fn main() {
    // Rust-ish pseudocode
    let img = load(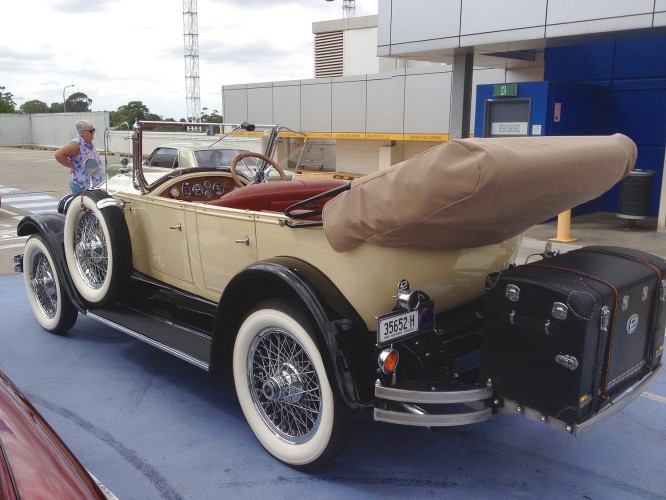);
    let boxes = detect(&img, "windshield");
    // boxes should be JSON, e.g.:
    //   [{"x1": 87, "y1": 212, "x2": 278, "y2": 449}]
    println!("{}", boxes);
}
[{"x1": 116, "y1": 121, "x2": 309, "y2": 193}]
